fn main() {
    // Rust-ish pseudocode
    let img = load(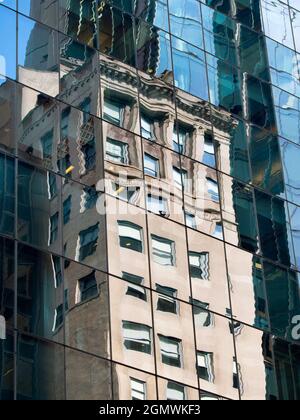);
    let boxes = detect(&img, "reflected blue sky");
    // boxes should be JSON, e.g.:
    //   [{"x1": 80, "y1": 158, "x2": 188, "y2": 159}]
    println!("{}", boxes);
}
[{"x1": 0, "y1": 3, "x2": 34, "y2": 84}]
